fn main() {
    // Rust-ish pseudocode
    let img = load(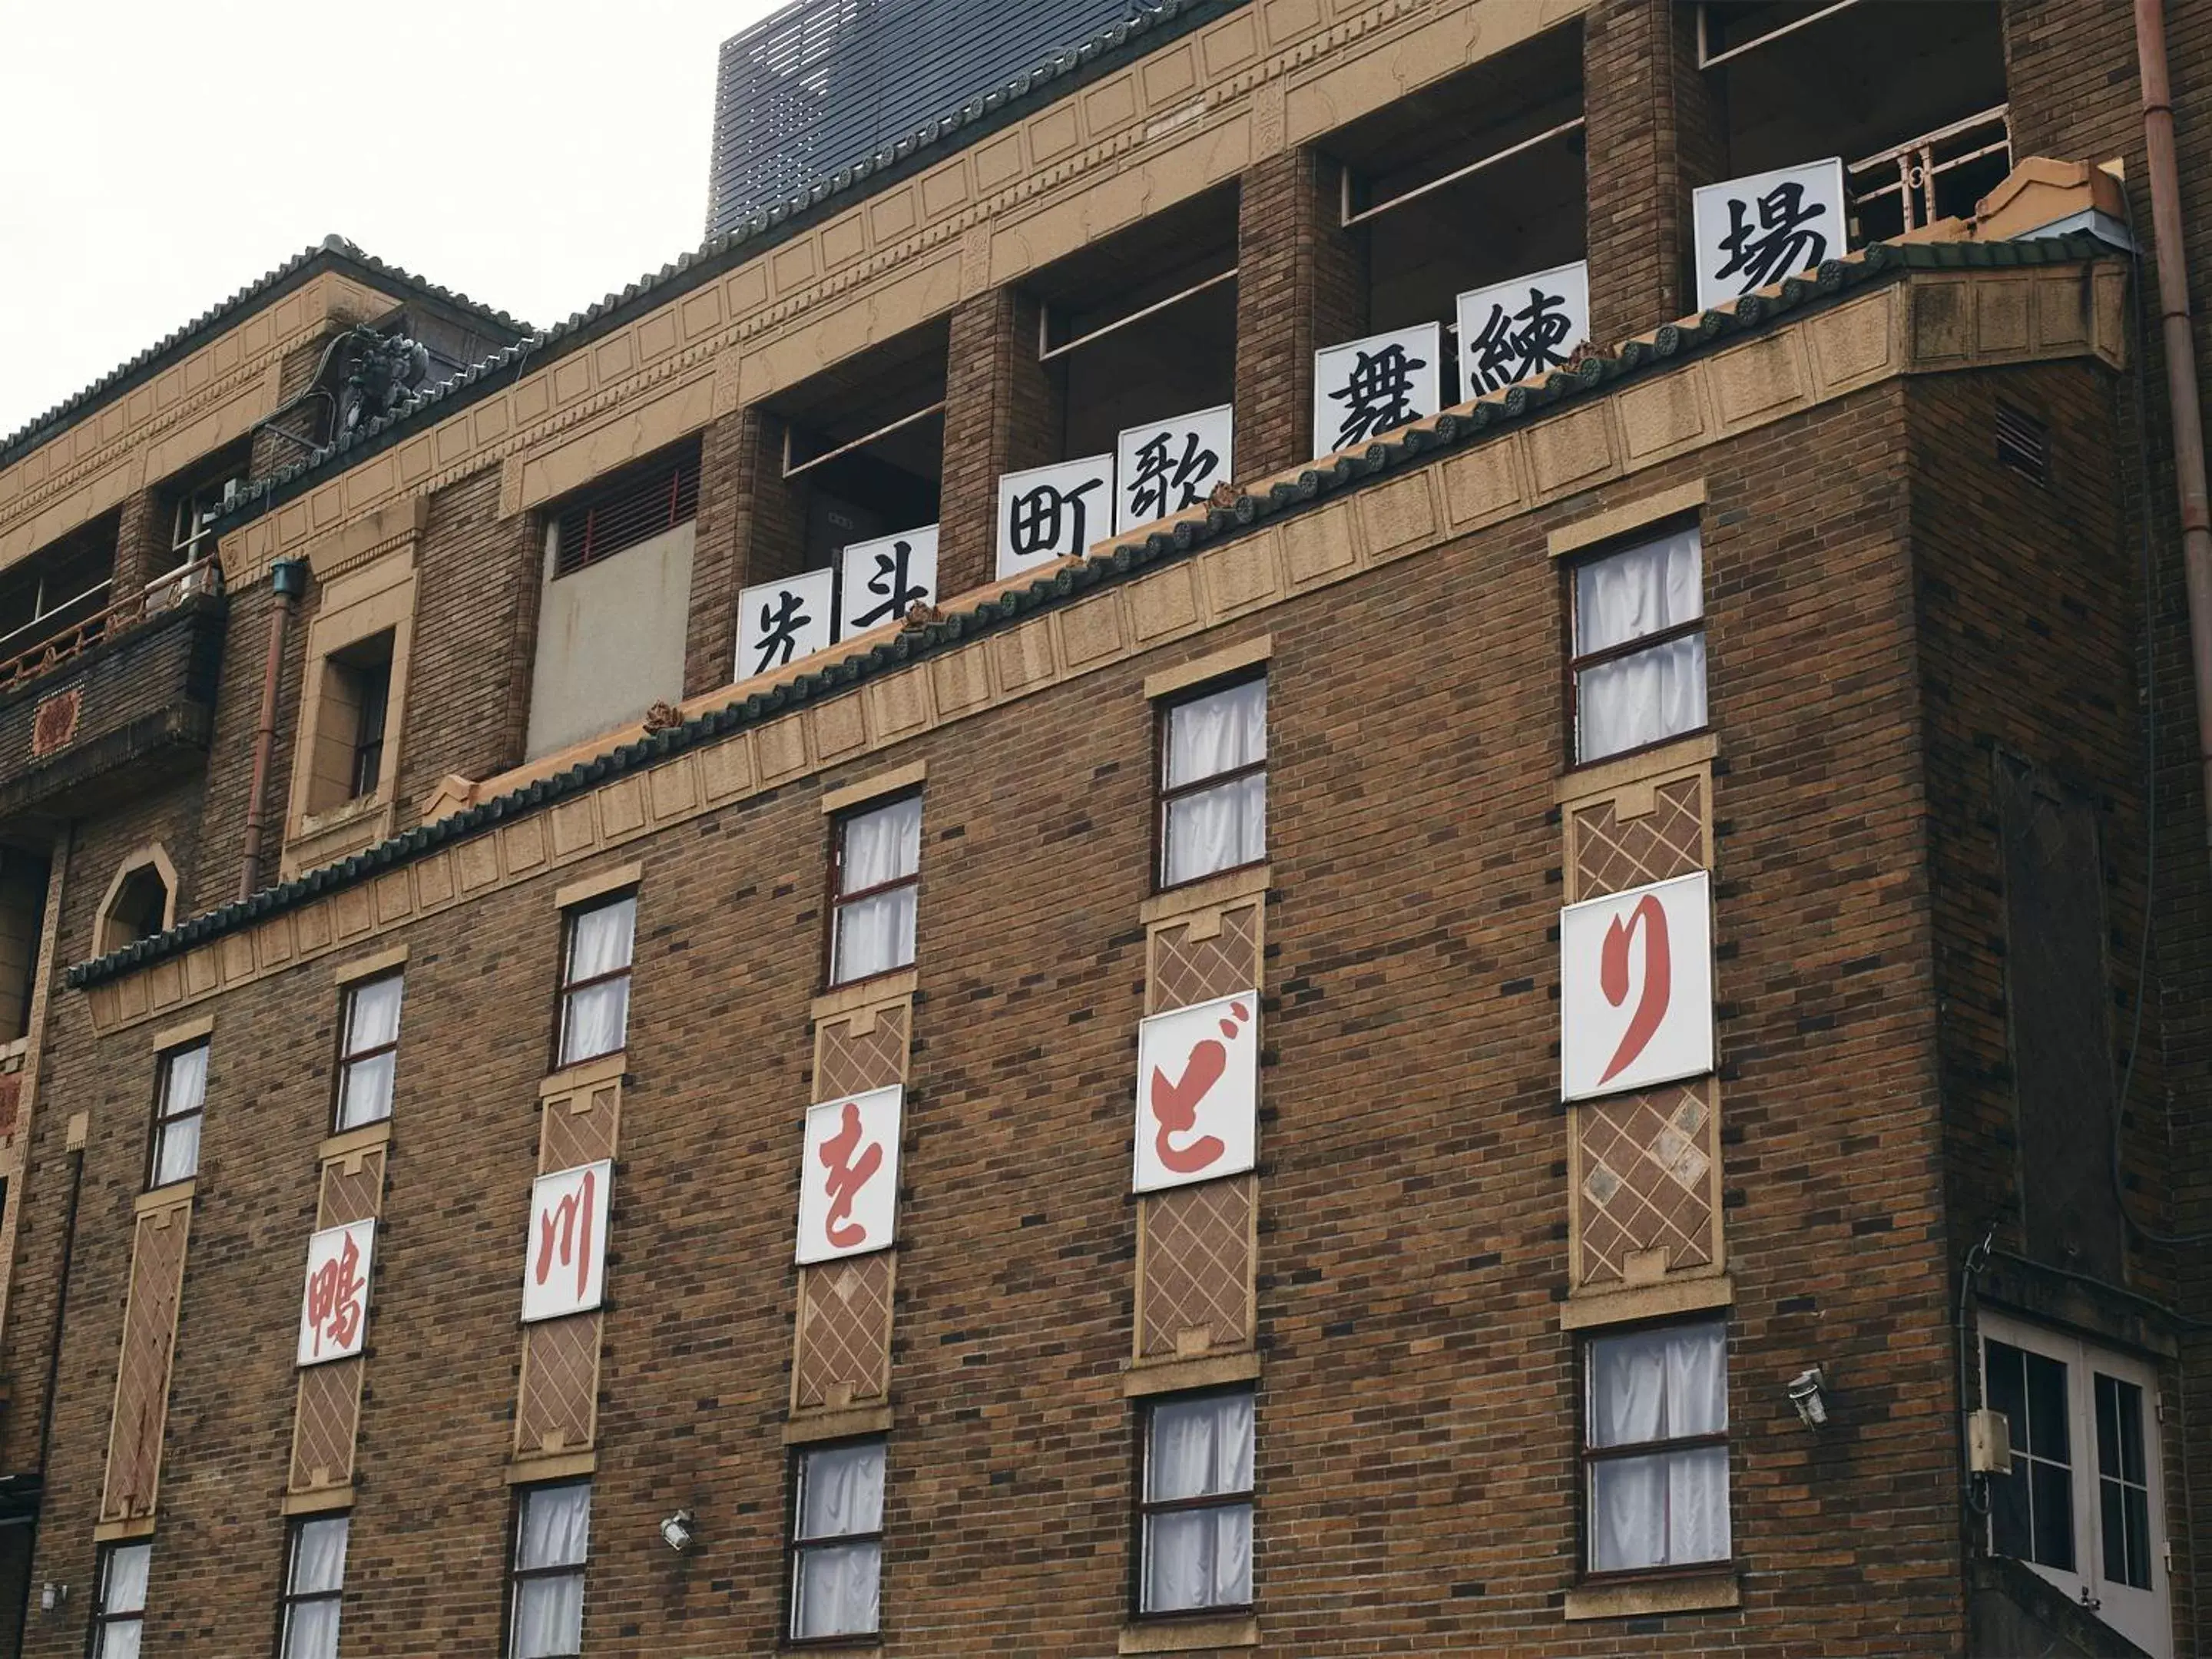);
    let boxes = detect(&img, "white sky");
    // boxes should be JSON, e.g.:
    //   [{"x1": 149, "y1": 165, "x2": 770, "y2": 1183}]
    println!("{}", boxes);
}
[{"x1": 0, "y1": 0, "x2": 789, "y2": 439}]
